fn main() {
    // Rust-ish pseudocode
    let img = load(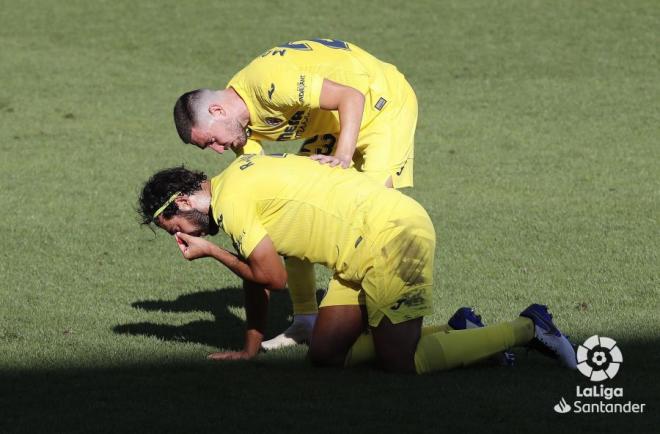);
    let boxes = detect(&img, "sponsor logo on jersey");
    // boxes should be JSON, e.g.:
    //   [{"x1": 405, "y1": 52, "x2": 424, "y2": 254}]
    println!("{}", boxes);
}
[
  {"x1": 390, "y1": 288, "x2": 426, "y2": 311},
  {"x1": 276, "y1": 110, "x2": 310, "y2": 141},
  {"x1": 297, "y1": 75, "x2": 306, "y2": 103}
]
